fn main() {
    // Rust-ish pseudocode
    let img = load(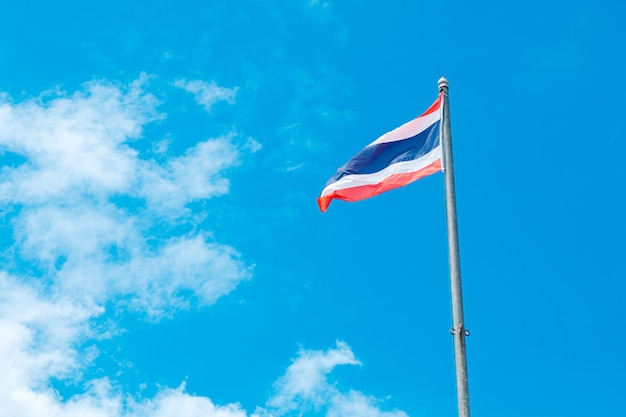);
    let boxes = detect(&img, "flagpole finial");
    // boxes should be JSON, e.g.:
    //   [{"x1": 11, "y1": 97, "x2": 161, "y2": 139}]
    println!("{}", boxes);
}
[{"x1": 438, "y1": 76, "x2": 449, "y2": 92}]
